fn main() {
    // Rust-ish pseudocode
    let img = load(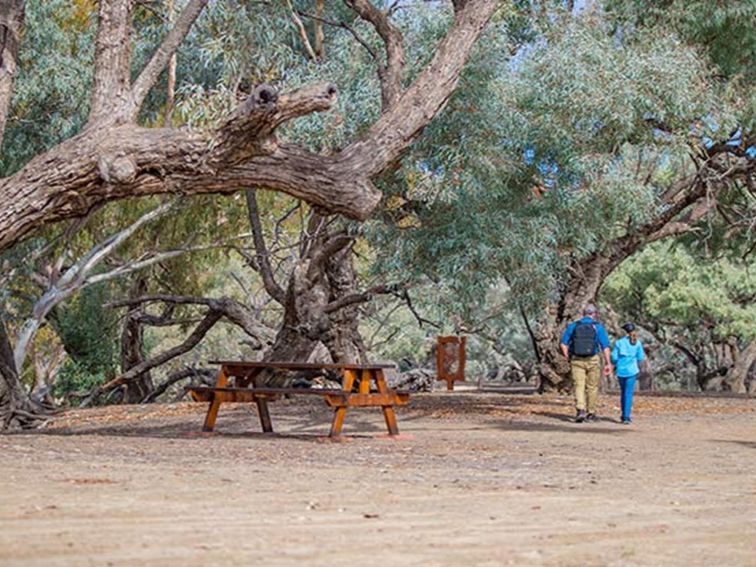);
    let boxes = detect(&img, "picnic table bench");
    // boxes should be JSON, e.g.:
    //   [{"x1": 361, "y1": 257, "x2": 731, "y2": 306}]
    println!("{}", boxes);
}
[{"x1": 188, "y1": 361, "x2": 410, "y2": 437}]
